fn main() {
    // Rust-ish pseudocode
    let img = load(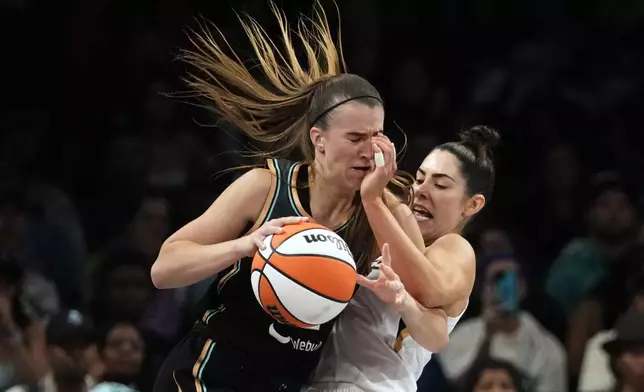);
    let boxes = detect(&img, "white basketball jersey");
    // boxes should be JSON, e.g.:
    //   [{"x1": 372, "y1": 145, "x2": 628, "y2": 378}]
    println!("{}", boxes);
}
[{"x1": 304, "y1": 269, "x2": 466, "y2": 392}]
